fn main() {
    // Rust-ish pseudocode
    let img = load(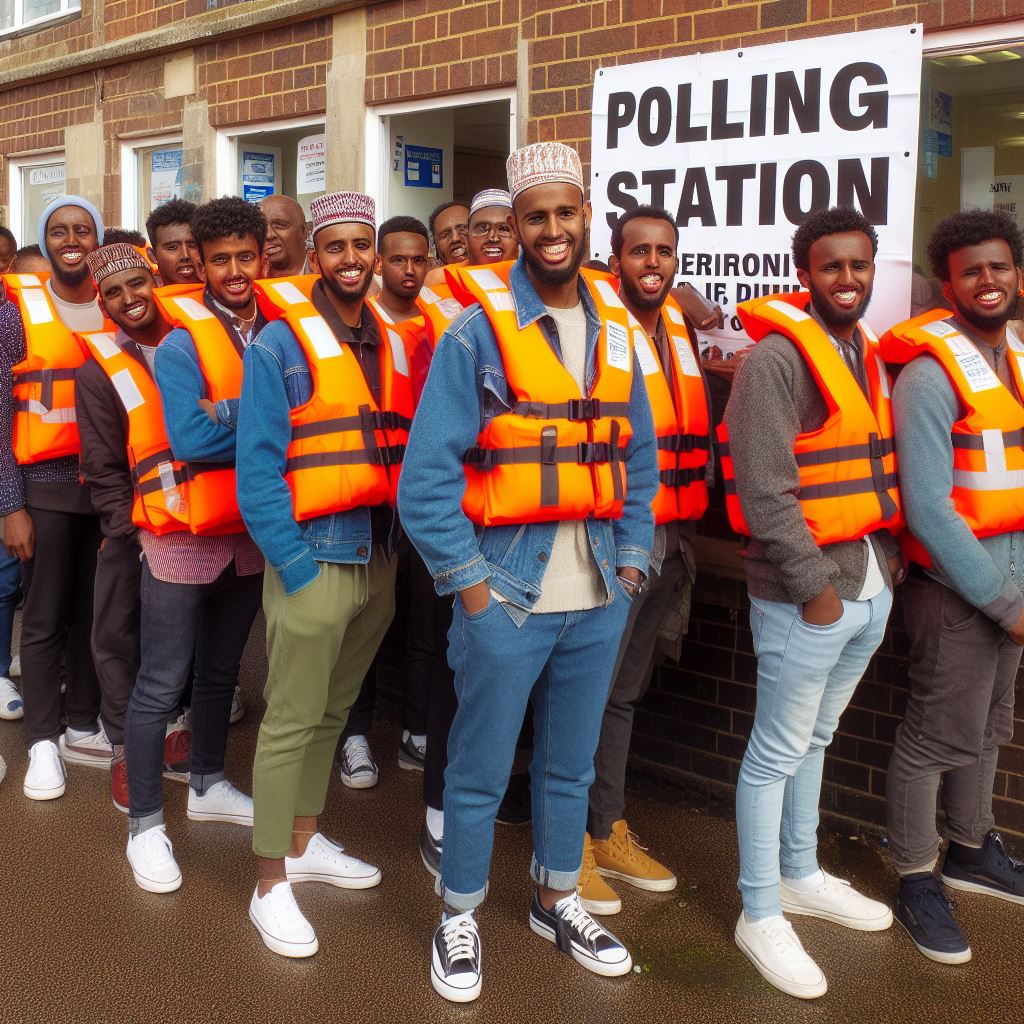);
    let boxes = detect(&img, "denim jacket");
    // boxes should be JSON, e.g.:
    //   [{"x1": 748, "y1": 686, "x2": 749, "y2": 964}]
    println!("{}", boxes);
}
[
  {"x1": 396, "y1": 255, "x2": 657, "y2": 613},
  {"x1": 235, "y1": 318, "x2": 379, "y2": 595}
]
